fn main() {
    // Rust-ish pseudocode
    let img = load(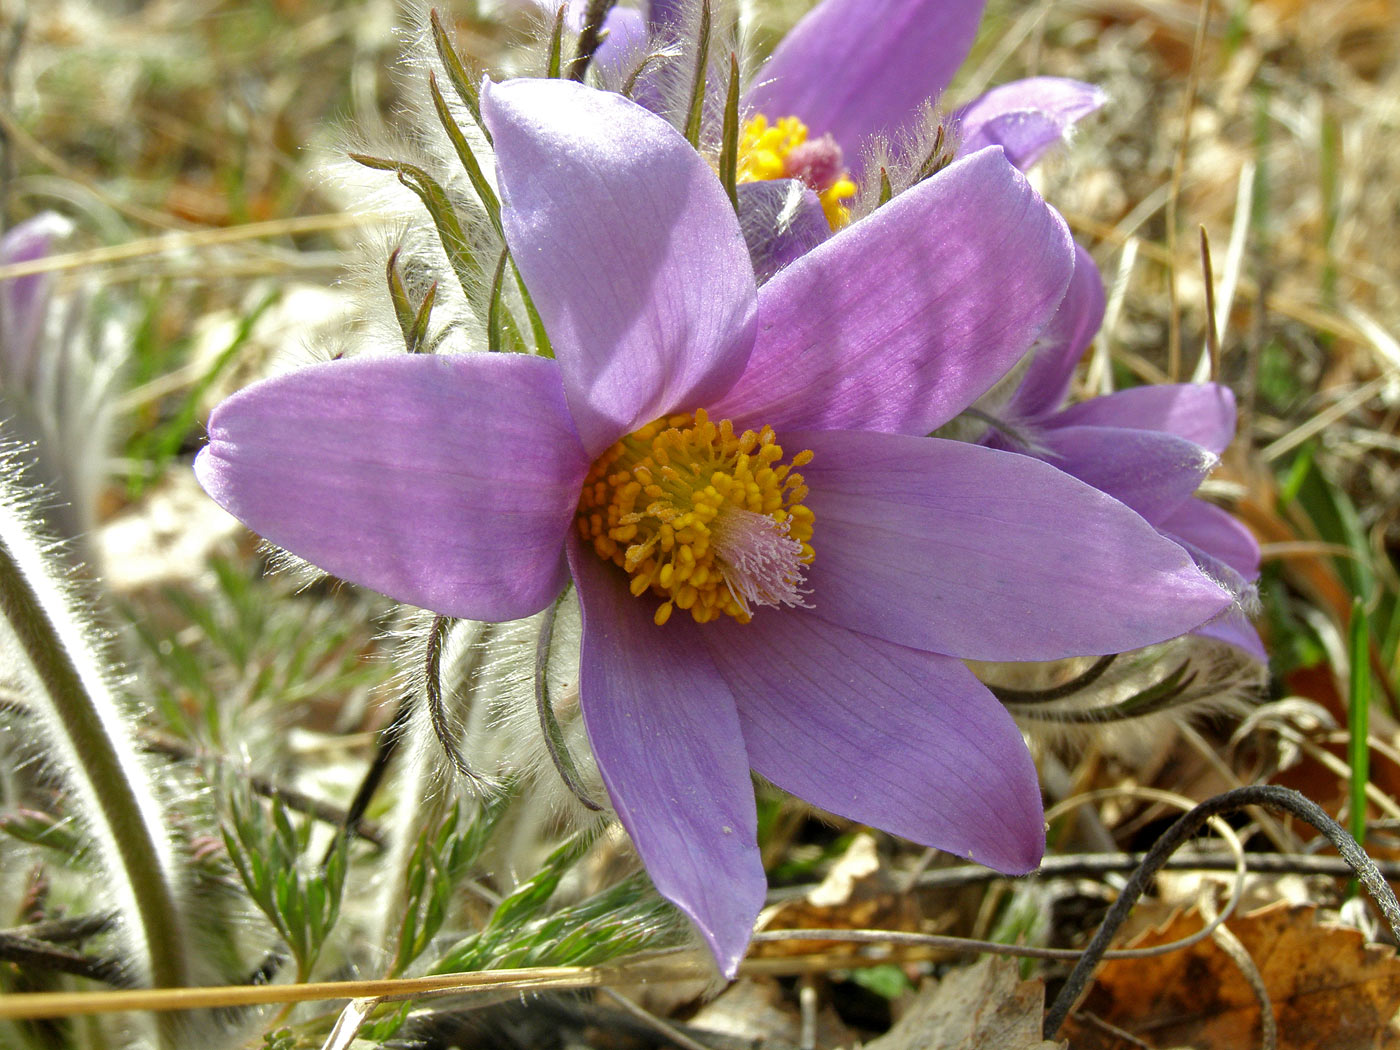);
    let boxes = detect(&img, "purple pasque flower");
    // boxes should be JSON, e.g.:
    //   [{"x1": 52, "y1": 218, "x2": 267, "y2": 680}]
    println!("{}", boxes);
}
[
  {"x1": 196, "y1": 79, "x2": 1232, "y2": 974},
  {"x1": 1, "y1": 212, "x2": 73, "y2": 390},
  {"x1": 984, "y1": 246, "x2": 1266, "y2": 662}
]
